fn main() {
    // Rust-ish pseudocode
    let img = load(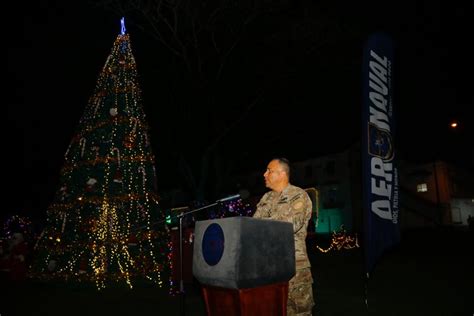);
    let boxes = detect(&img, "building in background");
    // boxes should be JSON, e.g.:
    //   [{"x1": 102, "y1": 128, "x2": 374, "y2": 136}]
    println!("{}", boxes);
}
[{"x1": 399, "y1": 160, "x2": 474, "y2": 228}]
